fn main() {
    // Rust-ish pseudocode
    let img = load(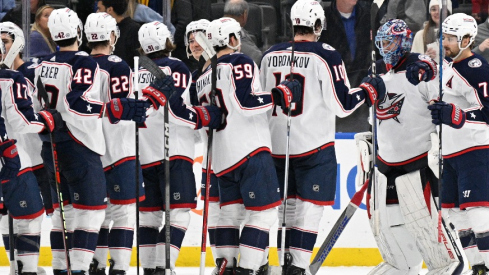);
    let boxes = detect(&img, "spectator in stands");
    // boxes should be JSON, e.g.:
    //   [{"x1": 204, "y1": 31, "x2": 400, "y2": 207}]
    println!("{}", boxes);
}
[
  {"x1": 473, "y1": 17, "x2": 489, "y2": 61},
  {"x1": 97, "y1": 0, "x2": 141, "y2": 68},
  {"x1": 472, "y1": 0, "x2": 489, "y2": 23},
  {"x1": 411, "y1": 0, "x2": 452, "y2": 59},
  {"x1": 319, "y1": 0, "x2": 370, "y2": 132},
  {"x1": 223, "y1": 0, "x2": 263, "y2": 66},
  {"x1": 0, "y1": 0, "x2": 15, "y2": 21},
  {"x1": 171, "y1": 0, "x2": 193, "y2": 65},
  {"x1": 125, "y1": 0, "x2": 175, "y2": 34},
  {"x1": 382, "y1": 0, "x2": 428, "y2": 33},
  {"x1": 30, "y1": 5, "x2": 55, "y2": 60},
  {"x1": 1, "y1": 0, "x2": 46, "y2": 29}
]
